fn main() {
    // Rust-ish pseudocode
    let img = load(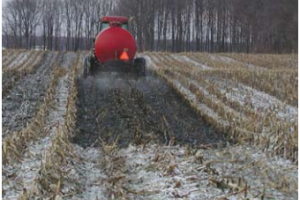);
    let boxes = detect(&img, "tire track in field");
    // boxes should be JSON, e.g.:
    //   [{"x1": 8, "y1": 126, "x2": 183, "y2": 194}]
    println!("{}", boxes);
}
[{"x1": 73, "y1": 72, "x2": 224, "y2": 148}]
